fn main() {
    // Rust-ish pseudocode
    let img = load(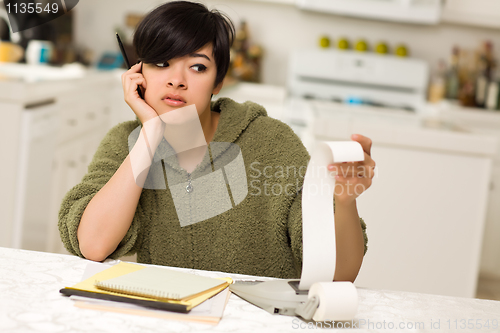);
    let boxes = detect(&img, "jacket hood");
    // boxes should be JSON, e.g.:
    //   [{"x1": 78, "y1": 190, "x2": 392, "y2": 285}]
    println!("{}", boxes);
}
[{"x1": 211, "y1": 97, "x2": 268, "y2": 143}]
